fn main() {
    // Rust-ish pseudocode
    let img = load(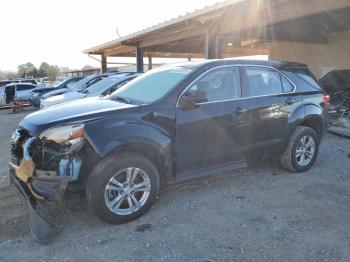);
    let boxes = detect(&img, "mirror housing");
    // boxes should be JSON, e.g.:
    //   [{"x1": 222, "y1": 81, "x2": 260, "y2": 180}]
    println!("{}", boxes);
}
[{"x1": 180, "y1": 90, "x2": 208, "y2": 109}]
